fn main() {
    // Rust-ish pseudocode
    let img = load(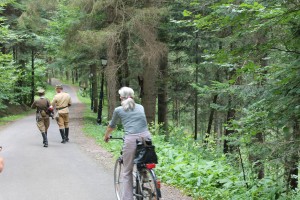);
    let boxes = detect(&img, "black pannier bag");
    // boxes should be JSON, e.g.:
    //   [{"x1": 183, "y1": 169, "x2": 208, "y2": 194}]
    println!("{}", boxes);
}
[{"x1": 134, "y1": 138, "x2": 158, "y2": 165}]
